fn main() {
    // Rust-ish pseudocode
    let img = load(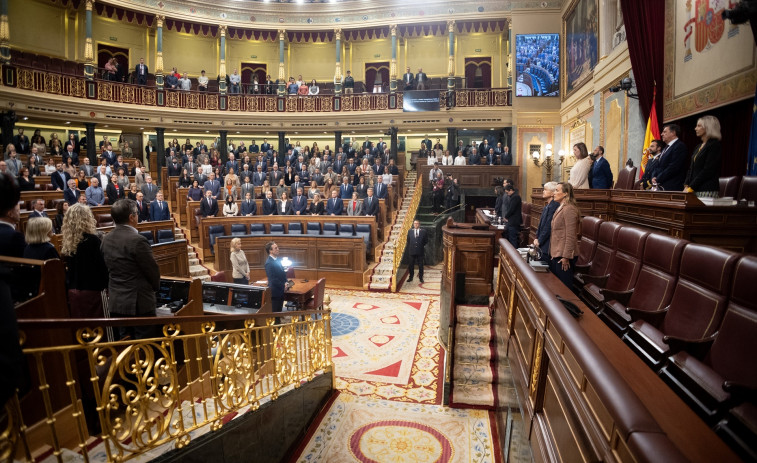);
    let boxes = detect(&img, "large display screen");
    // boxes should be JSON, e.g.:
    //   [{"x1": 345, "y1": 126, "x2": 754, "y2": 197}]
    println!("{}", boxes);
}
[
  {"x1": 403, "y1": 90, "x2": 441, "y2": 112},
  {"x1": 515, "y1": 34, "x2": 560, "y2": 97}
]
